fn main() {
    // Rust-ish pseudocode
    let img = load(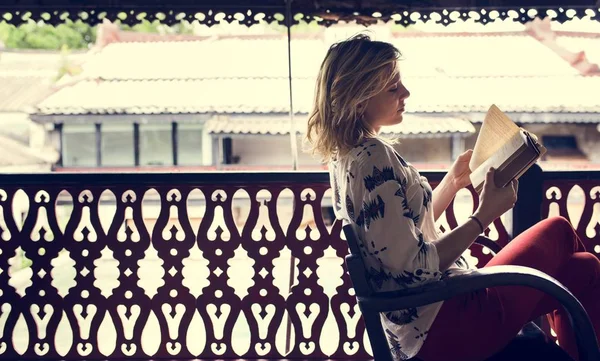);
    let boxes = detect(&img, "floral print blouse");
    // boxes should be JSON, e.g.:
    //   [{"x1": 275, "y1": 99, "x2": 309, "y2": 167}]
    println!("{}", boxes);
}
[{"x1": 329, "y1": 137, "x2": 466, "y2": 360}]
